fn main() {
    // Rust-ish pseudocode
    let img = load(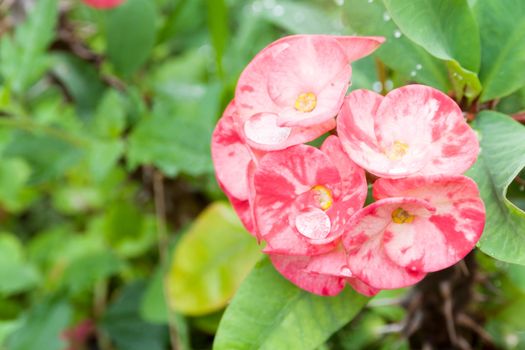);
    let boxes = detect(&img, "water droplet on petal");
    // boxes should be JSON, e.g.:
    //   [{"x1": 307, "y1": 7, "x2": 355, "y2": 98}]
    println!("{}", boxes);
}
[
  {"x1": 295, "y1": 208, "x2": 331, "y2": 240},
  {"x1": 244, "y1": 113, "x2": 291, "y2": 145},
  {"x1": 393, "y1": 29, "x2": 402, "y2": 38},
  {"x1": 416, "y1": 64, "x2": 423, "y2": 70},
  {"x1": 340, "y1": 266, "x2": 352, "y2": 277},
  {"x1": 383, "y1": 12, "x2": 391, "y2": 21},
  {"x1": 272, "y1": 4, "x2": 284, "y2": 16}
]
